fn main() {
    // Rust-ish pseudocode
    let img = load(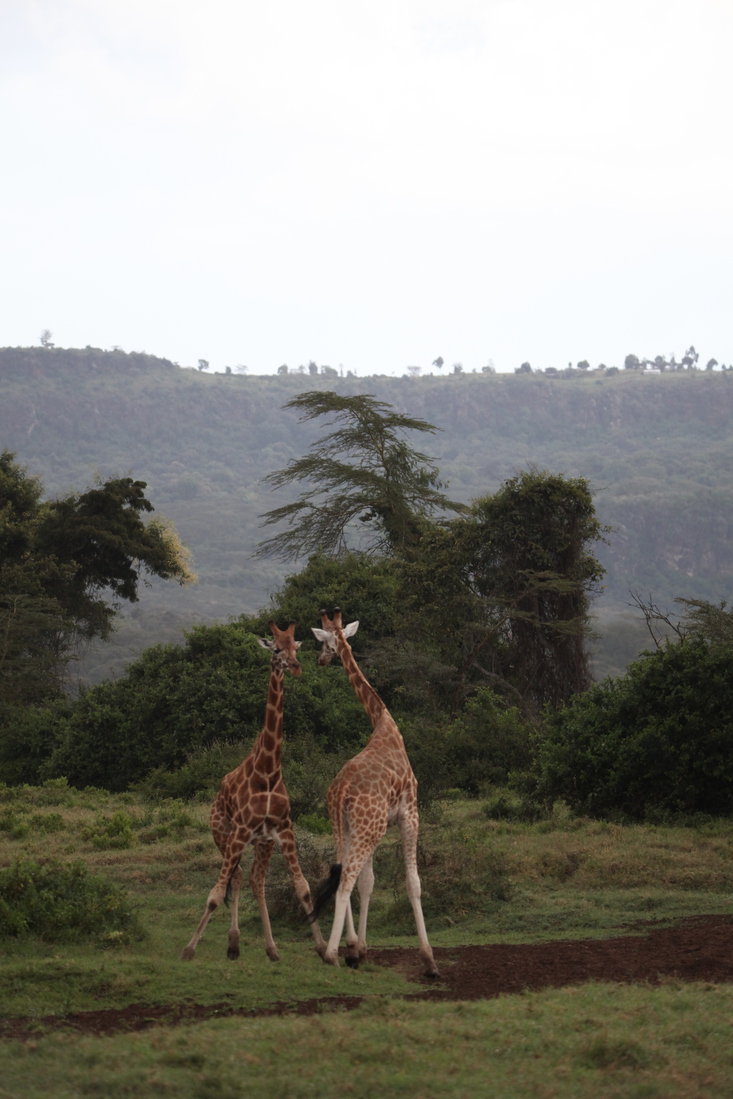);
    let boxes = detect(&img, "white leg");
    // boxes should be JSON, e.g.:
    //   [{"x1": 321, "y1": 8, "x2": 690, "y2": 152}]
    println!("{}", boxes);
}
[
  {"x1": 345, "y1": 898, "x2": 358, "y2": 954},
  {"x1": 399, "y1": 814, "x2": 439, "y2": 977},
  {"x1": 346, "y1": 856, "x2": 374, "y2": 967}
]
